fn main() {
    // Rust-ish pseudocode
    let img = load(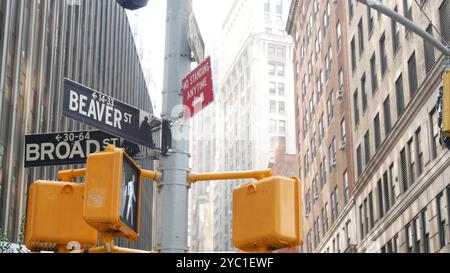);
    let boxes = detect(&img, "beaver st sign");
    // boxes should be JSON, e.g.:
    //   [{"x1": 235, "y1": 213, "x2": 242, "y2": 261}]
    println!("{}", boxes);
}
[
  {"x1": 182, "y1": 56, "x2": 214, "y2": 118},
  {"x1": 63, "y1": 78, "x2": 159, "y2": 150}
]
